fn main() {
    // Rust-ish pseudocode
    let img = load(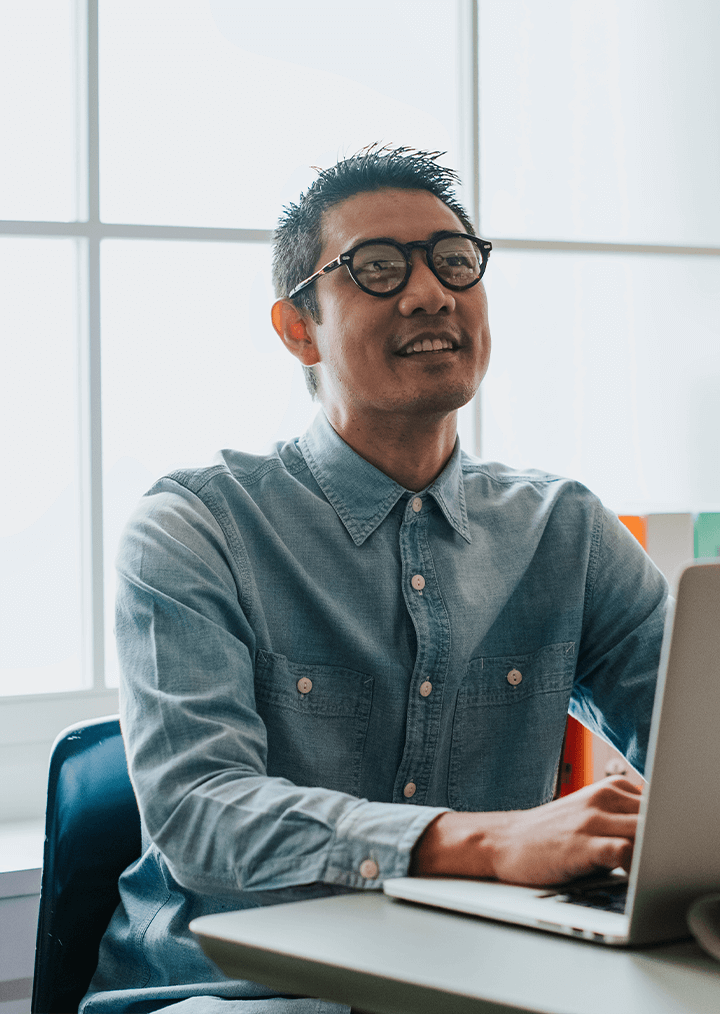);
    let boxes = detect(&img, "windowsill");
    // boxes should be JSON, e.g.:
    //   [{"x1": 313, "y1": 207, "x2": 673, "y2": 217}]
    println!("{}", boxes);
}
[
  {"x1": 0, "y1": 691, "x2": 119, "y2": 824},
  {"x1": 0, "y1": 820, "x2": 44, "y2": 899}
]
